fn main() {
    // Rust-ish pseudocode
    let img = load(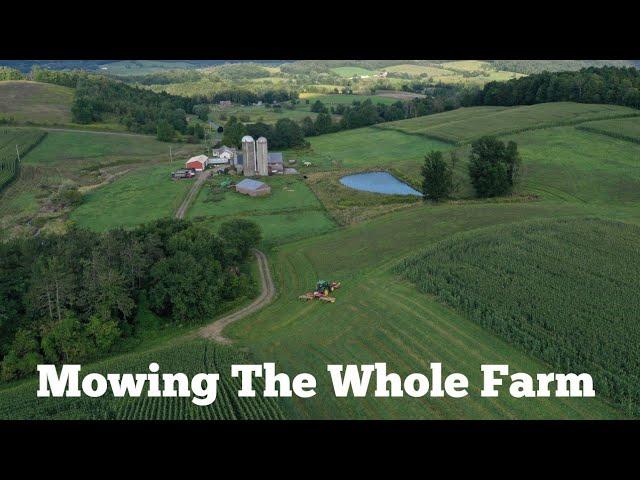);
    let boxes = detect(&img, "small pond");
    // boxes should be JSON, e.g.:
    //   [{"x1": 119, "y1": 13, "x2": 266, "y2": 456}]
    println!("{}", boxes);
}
[{"x1": 339, "y1": 171, "x2": 422, "y2": 196}]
